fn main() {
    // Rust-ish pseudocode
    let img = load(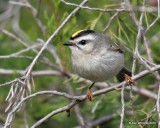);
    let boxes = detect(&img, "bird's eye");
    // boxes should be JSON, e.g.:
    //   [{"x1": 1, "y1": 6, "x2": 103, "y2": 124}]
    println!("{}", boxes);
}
[{"x1": 79, "y1": 40, "x2": 86, "y2": 45}]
